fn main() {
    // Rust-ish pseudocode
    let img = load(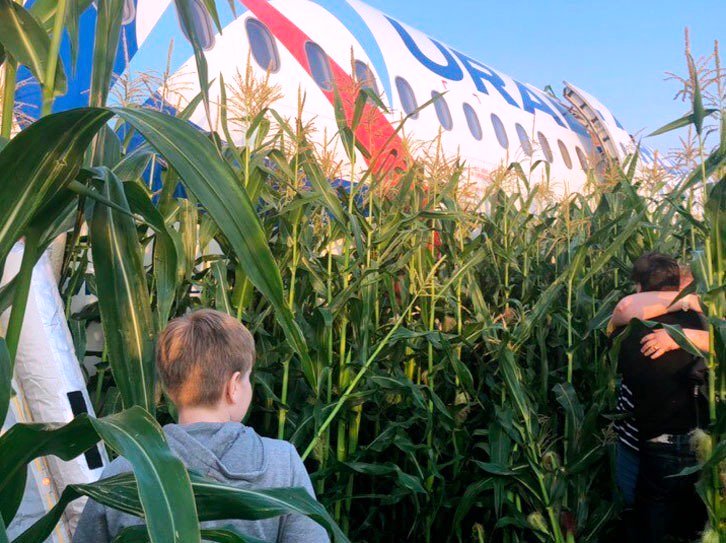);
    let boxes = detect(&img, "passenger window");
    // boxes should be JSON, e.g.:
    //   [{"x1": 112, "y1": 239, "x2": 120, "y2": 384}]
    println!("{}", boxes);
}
[
  {"x1": 462, "y1": 103, "x2": 482, "y2": 140},
  {"x1": 515, "y1": 123, "x2": 532, "y2": 156},
  {"x1": 176, "y1": 0, "x2": 216, "y2": 51},
  {"x1": 305, "y1": 42, "x2": 333, "y2": 91},
  {"x1": 354, "y1": 60, "x2": 380, "y2": 96},
  {"x1": 396, "y1": 77, "x2": 418, "y2": 119},
  {"x1": 575, "y1": 146, "x2": 588, "y2": 170},
  {"x1": 431, "y1": 91, "x2": 453, "y2": 131},
  {"x1": 490, "y1": 114, "x2": 508, "y2": 149},
  {"x1": 246, "y1": 19, "x2": 280, "y2": 73},
  {"x1": 537, "y1": 132, "x2": 553, "y2": 163},
  {"x1": 558, "y1": 140, "x2": 573, "y2": 169}
]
